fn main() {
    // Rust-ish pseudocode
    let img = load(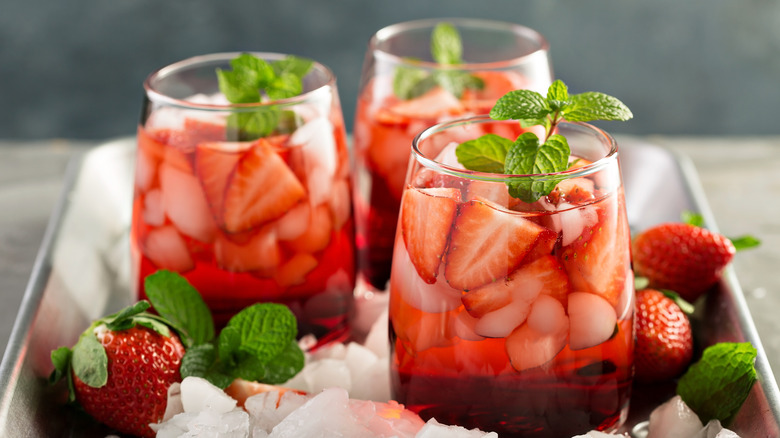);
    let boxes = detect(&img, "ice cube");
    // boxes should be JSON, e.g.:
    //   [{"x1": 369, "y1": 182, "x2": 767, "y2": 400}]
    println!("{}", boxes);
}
[
  {"x1": 414, "y1": 417, "x2": 498, "y2": 438},
  {"x1": 267, "y1": 387, "x2": 370, "y2": 437},
  {"x1": 647, "y1": 395, "x2": 704, "y2": 438},
  {"x1": 181, "y1": 376, "x2": 238, "y2": 414}
]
